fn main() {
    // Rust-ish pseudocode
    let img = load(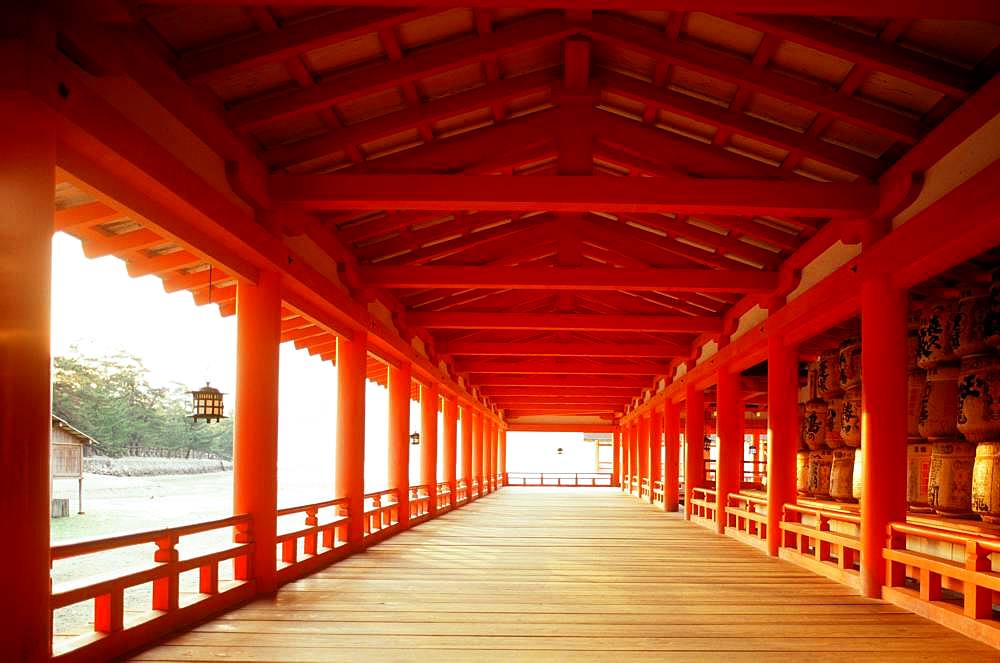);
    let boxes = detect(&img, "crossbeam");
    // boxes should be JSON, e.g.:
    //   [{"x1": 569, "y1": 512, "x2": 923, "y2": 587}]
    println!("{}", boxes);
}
[
  {"x1": 456, "y1": 359, "x2": 667, "y2": 375},
  {"x1": 407, "y1": 311, "x2": 721, "y2": 333},
  {"x1": 364, "y1": 266, "x2": 779, "y2": 293},
  {"x1": 470, "y1": 374, "x2": 649, "y2": 387},
  {"x1": 440, "y1": 340, "x2": 686, "y2": 358},
  {"x1": 272, "y1": 174, "x2": 878, "y2": 217}
]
